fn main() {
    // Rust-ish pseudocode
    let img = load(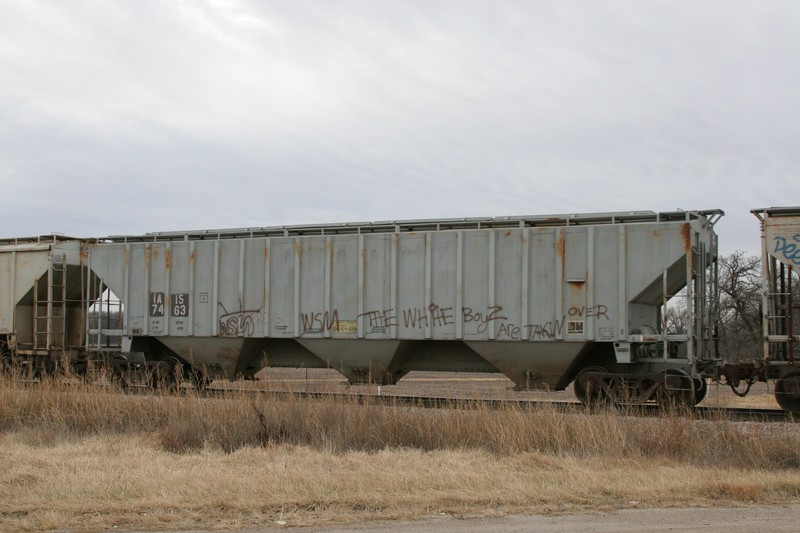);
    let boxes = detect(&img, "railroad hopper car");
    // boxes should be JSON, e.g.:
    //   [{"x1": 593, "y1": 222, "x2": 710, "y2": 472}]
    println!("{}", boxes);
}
[{"x1": 84, "y1": 209, "x2": 722, "y2": 404}]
